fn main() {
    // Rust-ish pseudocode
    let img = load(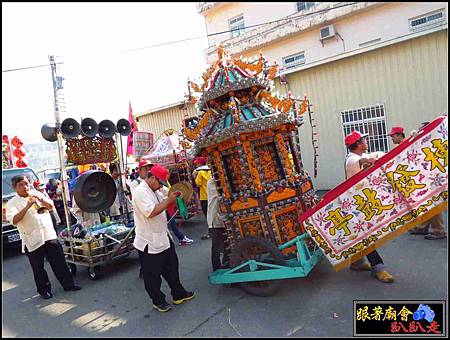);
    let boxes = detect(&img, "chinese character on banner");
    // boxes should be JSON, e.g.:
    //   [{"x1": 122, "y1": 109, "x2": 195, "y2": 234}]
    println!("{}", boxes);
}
[
  {"x1": 356, "y1": 306, "x2": 371, "y2": 322},
  {"x1": 370, "y1": 306, "x2": 384, "y2": 321},
  {"x1": 409, "y1": 321, "x2": 426, "y2": 333},
  {"x1": 353, "y1": 188, "x2": 394, "y2": 221},
  {"x1": 386, "y1": 164, "x2": 426, "y2": 198},
  {"x1": 324, "y1": 207, "x2": 353, "y2": 236},
  {"x1": 391, "y1": 321, "x2": 408, "y2": 333},
  {"x1": 383, "y1": 306, "x2": 397, "y2": 321},
  {"x1": 397, "y1": 306, "x2": 413, "y2": 322},
  {"x1": 423, "y1": 139, "x2": 448, "y2": 173},
  {"x1": 426, "y1": 321, "x2": 442, "y2": 334}
]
